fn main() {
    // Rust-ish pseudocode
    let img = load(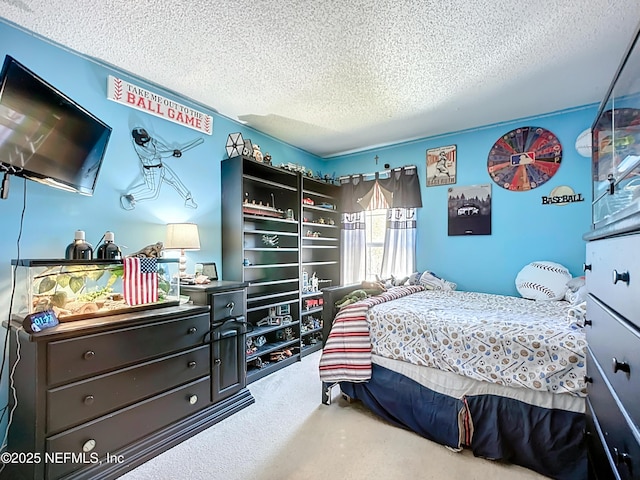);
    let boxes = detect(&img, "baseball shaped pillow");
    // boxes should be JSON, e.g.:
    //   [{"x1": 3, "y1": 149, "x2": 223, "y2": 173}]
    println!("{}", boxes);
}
[{"x1": 515, "y1": 261, "x2": 572, "y2": 301}]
